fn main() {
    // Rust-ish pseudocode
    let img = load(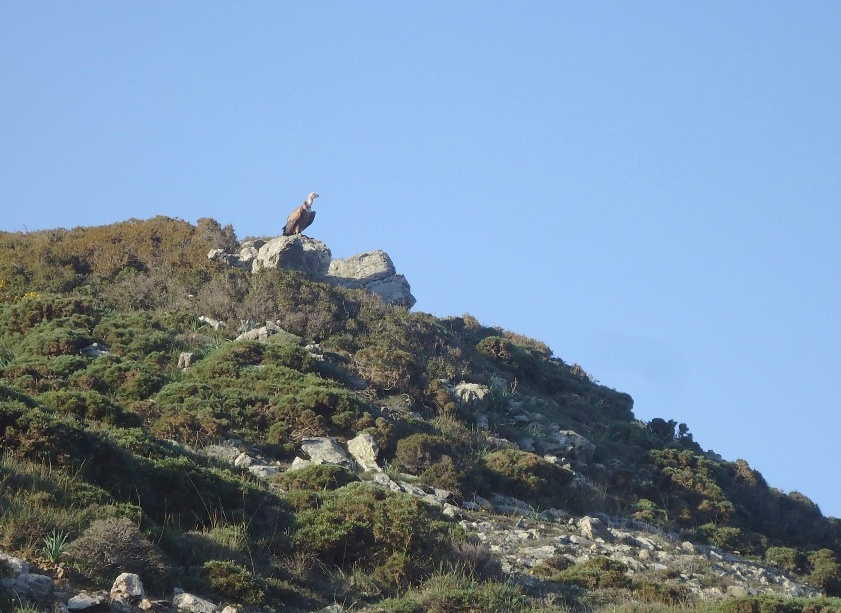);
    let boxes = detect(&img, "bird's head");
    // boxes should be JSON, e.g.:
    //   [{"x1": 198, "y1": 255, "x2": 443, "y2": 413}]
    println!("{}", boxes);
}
[{"x1": 307, "y1": 192, "x2": 319, "y2": 204}]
